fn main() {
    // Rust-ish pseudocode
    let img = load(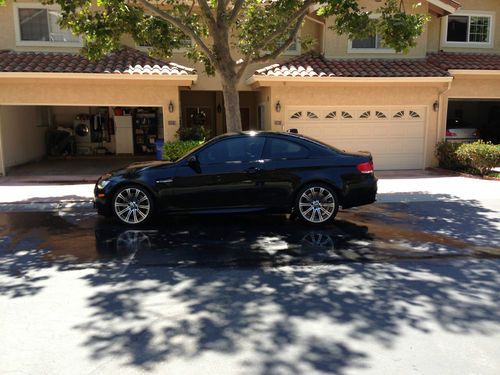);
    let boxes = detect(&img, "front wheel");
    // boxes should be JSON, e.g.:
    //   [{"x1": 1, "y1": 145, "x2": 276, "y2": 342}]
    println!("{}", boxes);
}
[
  {"x1": 295, "y1": 184, "x2": 338, "y2": 225},
  {"x1": 112, "y1": 185, "x2": 154, "y2": 225}
]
